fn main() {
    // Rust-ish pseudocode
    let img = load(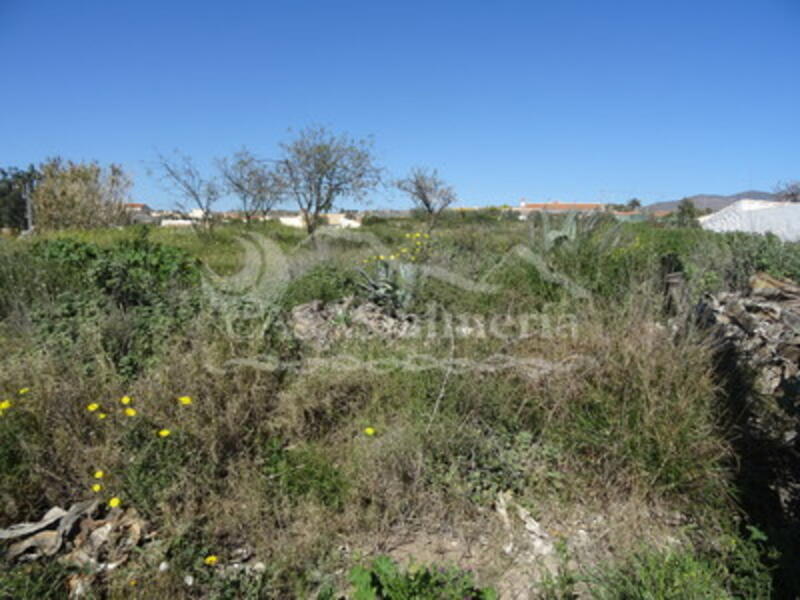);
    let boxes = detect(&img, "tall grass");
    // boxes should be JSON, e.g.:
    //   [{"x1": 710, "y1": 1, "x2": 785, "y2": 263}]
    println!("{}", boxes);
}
[{"x1": 0, "y1": 218, "x2": 793, "y2": 597}]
